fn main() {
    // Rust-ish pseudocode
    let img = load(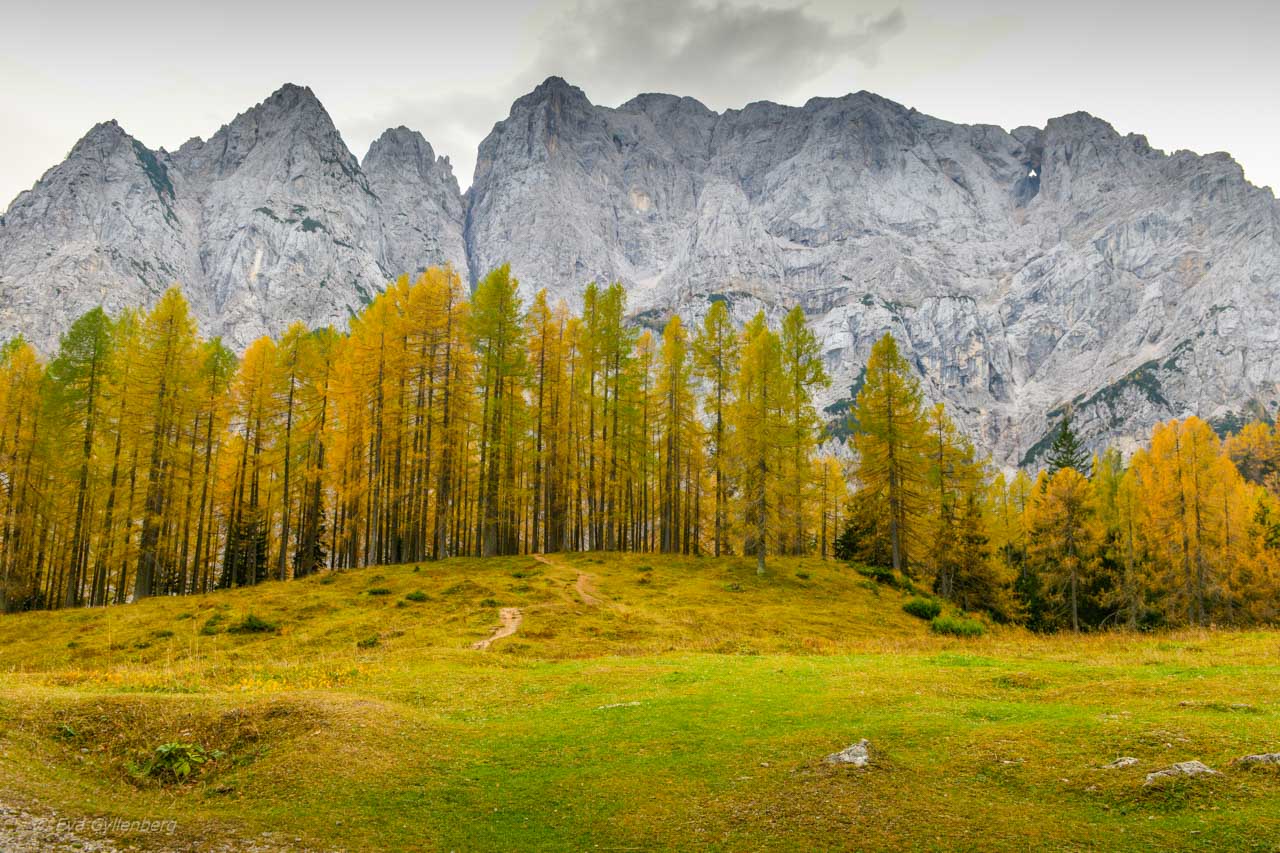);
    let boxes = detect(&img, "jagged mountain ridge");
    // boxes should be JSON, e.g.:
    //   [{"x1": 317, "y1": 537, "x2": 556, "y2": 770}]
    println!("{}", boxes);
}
[
  {"x1": 2, "y1": 78, "x2": 1278, "y2": 464},
  {"x1": 0, "y1": 84, "x2": 466, "y2": 350}
]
